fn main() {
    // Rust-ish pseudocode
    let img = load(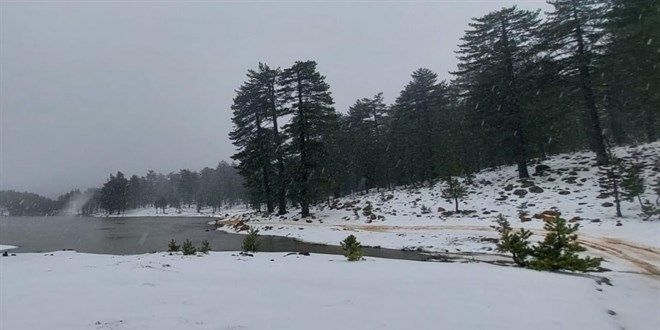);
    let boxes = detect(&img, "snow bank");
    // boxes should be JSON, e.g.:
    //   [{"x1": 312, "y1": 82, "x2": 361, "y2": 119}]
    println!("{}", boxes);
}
[
  {"x1": 0, "y1": 244, "x2": 16, "y2": 251},
  {"x1": 2, "y1": 251, "x2": 655, "y2": 330}
]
